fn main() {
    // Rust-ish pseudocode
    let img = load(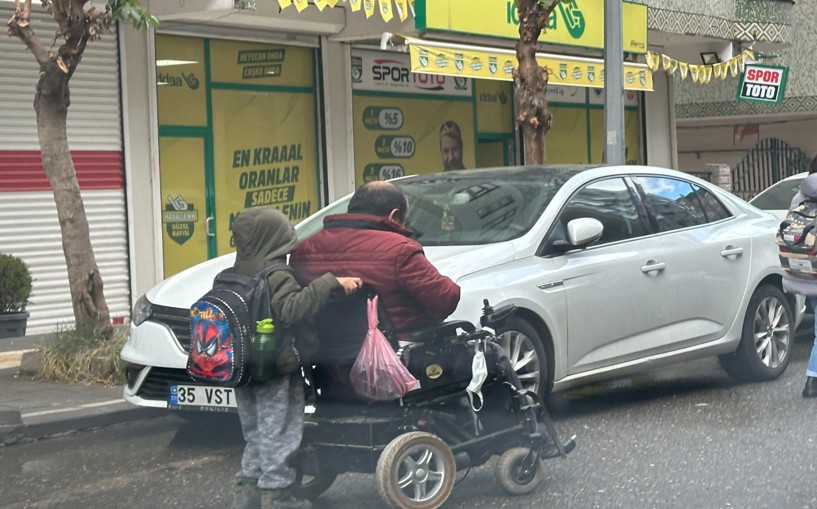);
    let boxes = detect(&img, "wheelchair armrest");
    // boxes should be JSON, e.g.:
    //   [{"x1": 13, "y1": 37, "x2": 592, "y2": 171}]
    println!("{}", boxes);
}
[{"x1": 406, "y1": 320, "x2": 476, "y2": 343}]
